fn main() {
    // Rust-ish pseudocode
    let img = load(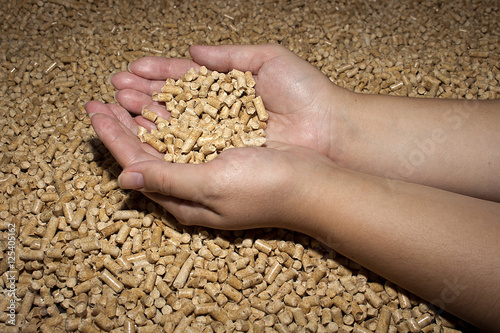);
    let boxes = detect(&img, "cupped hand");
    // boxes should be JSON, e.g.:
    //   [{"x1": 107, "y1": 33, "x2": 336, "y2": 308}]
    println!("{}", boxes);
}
[
  {"x1": 118, "y1": 141, "x2": 336, "y2": 232},
  {"x1": 109, "y1": 44, "x2": 351, "y2": 158},
  {"x1": 84, "y1": 106, "x2": 337, "y2": 231},
  {"x1": 85, "y1": 44, "x2": 345, "y2": 230}
]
